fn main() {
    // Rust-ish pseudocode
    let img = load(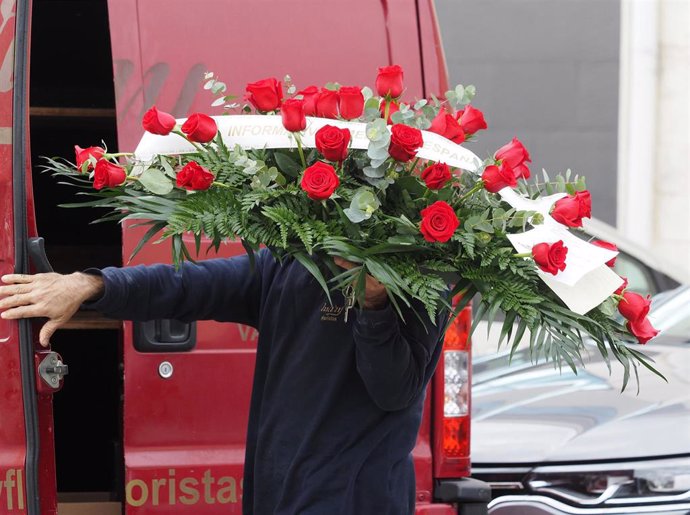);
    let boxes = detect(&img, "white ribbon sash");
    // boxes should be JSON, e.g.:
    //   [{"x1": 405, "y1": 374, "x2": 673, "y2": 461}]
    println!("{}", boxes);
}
[{"x1": 134, "y1": 115, "x2": 483, "y2": 172}]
